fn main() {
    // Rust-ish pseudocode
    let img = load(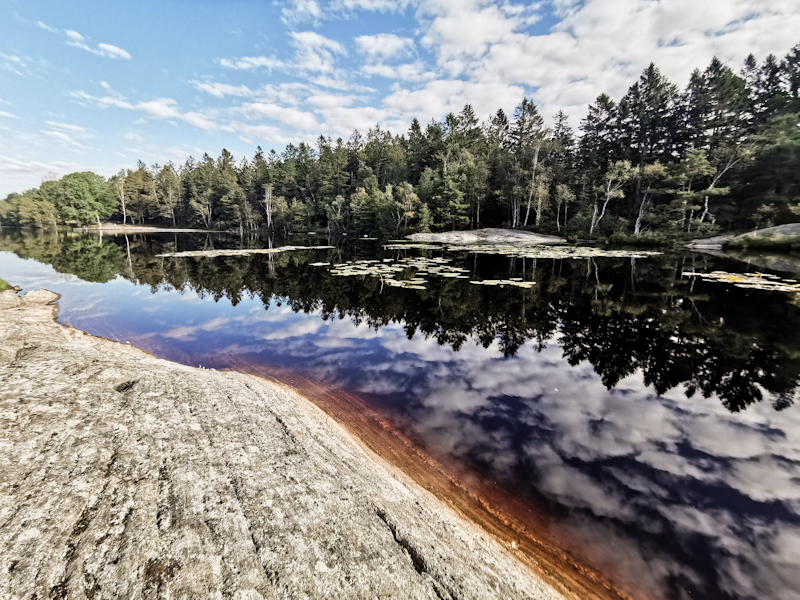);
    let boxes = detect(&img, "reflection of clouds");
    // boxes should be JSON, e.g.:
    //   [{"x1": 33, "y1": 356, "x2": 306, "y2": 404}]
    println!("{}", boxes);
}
[
  {"x1": 314, "y1": 336, "x2": 353, "y2": 349},
  {"x1": 395, "y1": 341, "x2": 800, "y2": 599},
  {"x1": 263, "y1": 319, "x2": 324, "y2": 340},
  {"x1": 238, "y1": 312, "x2": 800, "y2": 599},
  {"x1": 12, "y1": 248, "x2": 800, "y2": 600},
  {"x1": 200, "y1": 317, "x2": 230, "y2": 331},
  {"x1": 163, "y1": 325, "x2": 198, "y2": 340},
  {"x1": 235, "y1": 304, "x2": 298, "y2": 323},
  {"x1": 163, "y1": 317, "x2": 232, "y2": 340}
]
